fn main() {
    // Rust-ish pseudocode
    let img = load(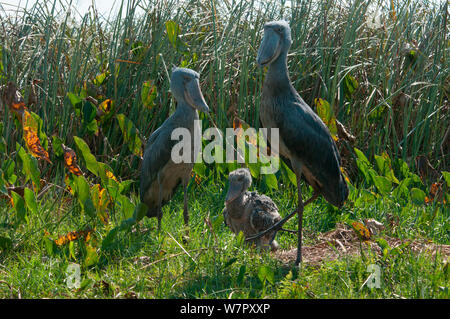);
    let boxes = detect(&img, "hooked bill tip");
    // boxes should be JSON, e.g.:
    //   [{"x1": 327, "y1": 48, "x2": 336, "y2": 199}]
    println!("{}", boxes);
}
[{"x1": 256, "y1": 58, "x2": 270, "y2": 68}]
